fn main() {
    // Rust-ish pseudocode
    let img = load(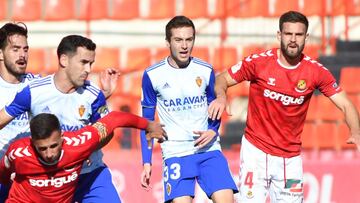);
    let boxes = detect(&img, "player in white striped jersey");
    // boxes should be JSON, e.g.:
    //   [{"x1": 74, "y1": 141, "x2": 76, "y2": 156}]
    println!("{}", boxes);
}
[
  {"x1": 140, "y1": 16, "x2": 238, "y2": 203},
  {"x1": 0, "y1": 22, "x2": 41, "y2": 202},
  {"x1": 0, "y1": 35, "x2": 120, "y2": 202}
]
